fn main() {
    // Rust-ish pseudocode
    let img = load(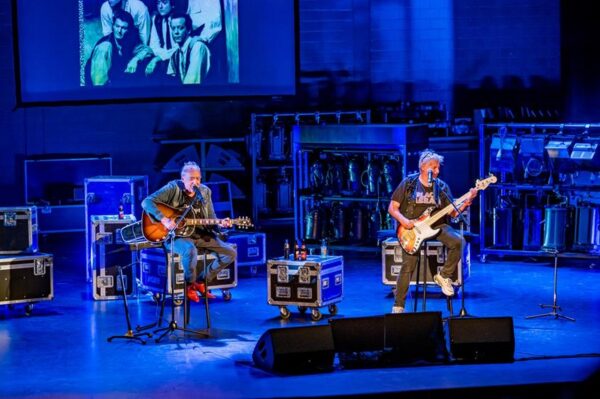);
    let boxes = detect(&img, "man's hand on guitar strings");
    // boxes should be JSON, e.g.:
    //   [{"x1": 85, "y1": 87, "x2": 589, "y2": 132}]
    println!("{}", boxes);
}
[
  {"x1": 161, "y1": 217, "x2": 177, "y2": 230},
  {"x1": 220, "y1": 217, "x2": 232, "y2": 229}
]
